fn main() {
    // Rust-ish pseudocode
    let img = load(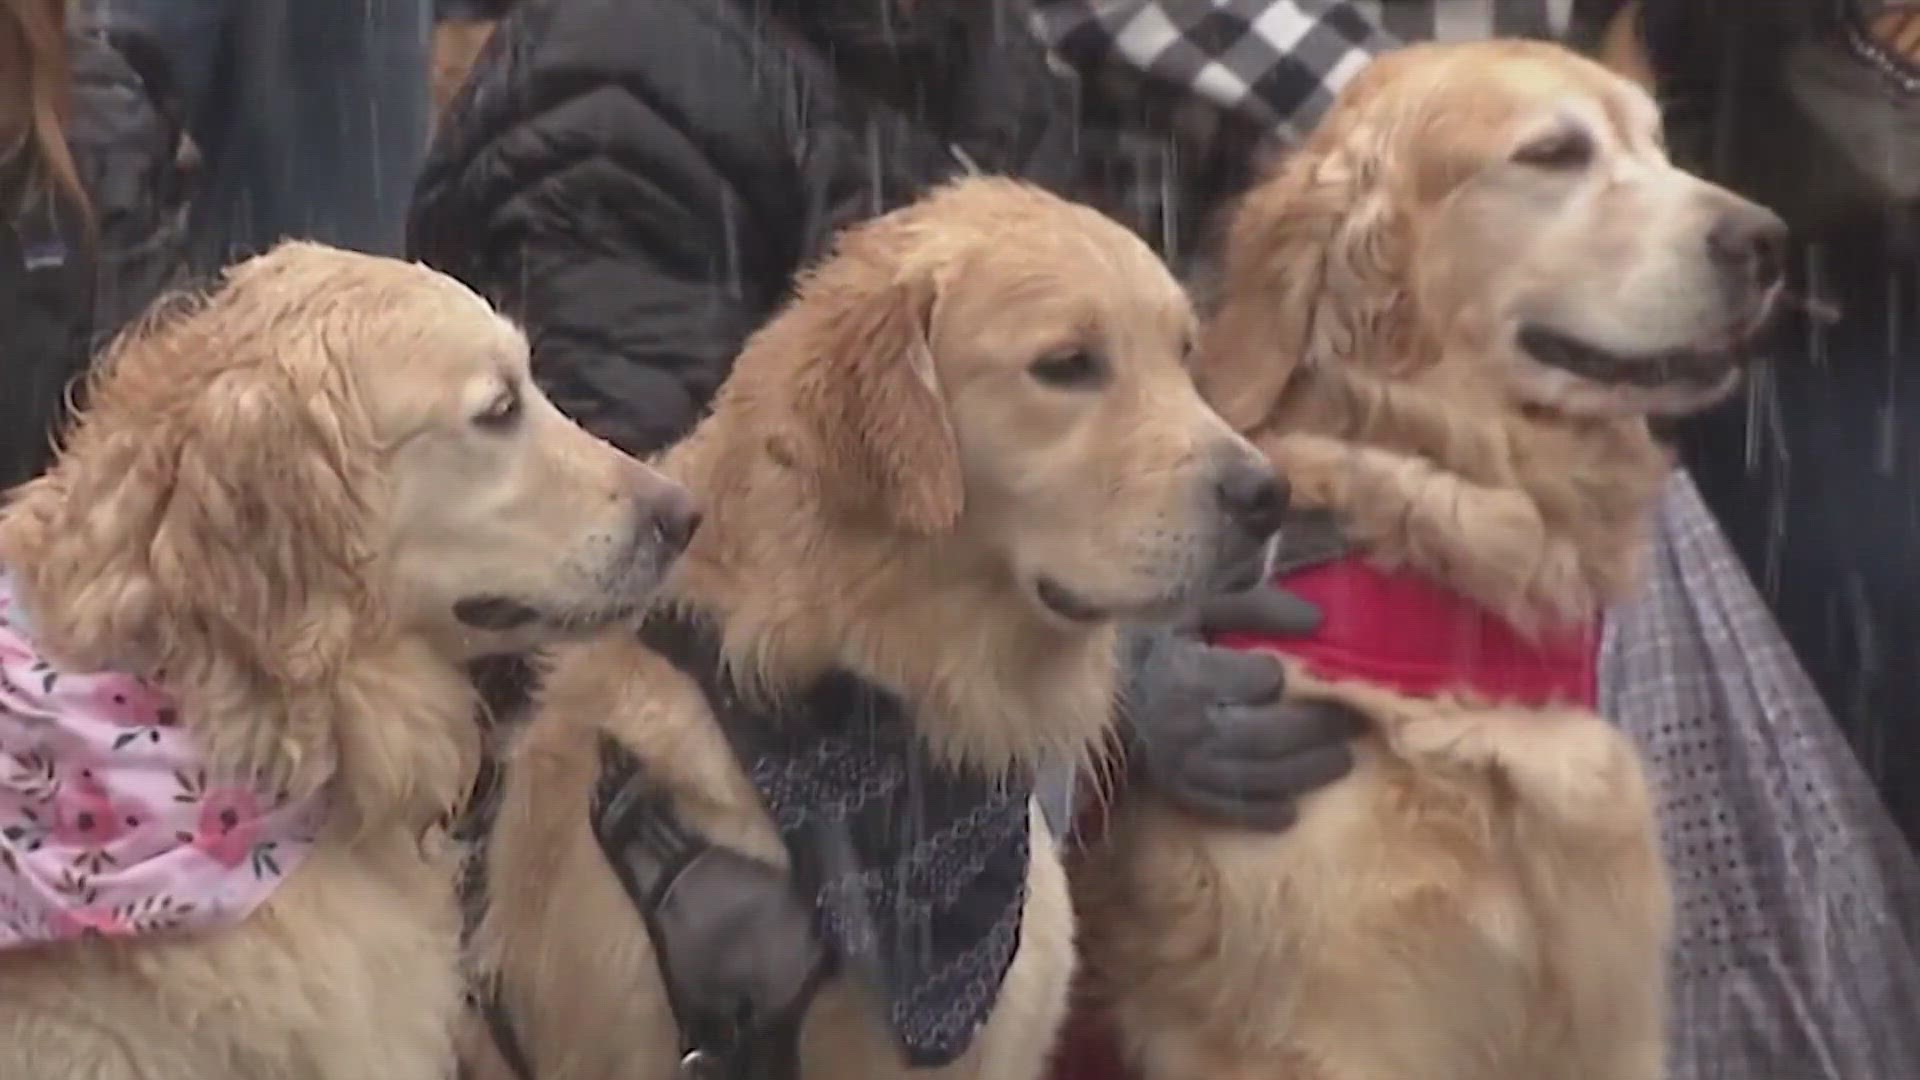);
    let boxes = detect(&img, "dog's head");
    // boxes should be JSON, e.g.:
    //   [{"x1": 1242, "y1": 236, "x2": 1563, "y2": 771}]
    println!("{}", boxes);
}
[
  {"x1": 0, "y1": 242, "x2": 696, "y2": 693},
  {"x1": 1200, "y1": 39, "x2": 1786, "y2": 427},
  {"x1": 730, "y1": 177, "x2": 1284, "y2": 629}
]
